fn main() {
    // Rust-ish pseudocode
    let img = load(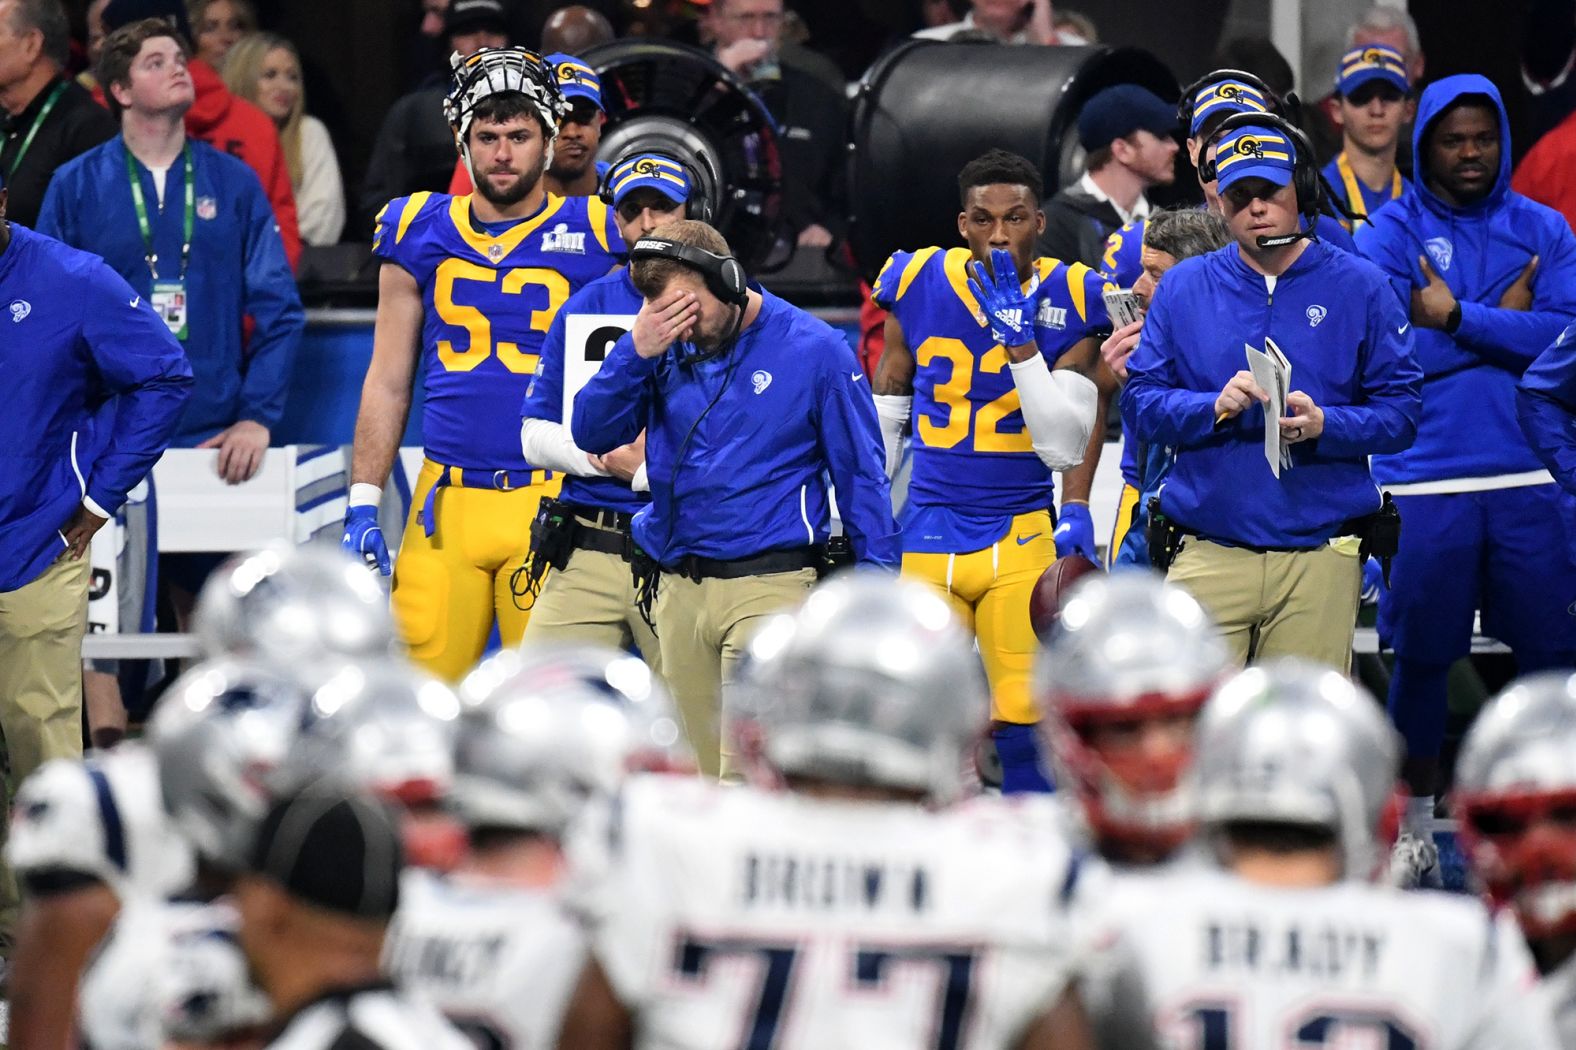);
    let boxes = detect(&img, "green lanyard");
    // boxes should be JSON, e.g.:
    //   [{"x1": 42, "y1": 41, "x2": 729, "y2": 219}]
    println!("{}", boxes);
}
[
  {"x1": 124, "y1": 143, "x2": 194, "y2": 280},
  {"x1": 2, "y1": 82, "x2": 66, "y2": 179}
]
